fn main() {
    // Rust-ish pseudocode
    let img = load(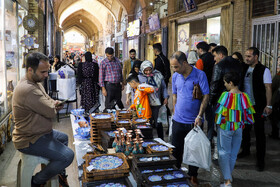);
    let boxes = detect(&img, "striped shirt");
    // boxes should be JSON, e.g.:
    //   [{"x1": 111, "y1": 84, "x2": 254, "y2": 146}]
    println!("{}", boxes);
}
[{"x1": 99, "y1": 57, "x2": 123, "y2": 87}]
